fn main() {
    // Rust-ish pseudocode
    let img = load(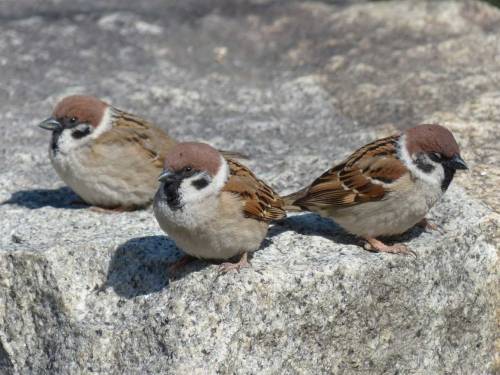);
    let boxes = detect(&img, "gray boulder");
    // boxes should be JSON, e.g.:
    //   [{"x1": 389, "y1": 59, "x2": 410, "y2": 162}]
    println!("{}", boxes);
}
[{"x1": 0, "y1": 0, "x2": 498, "y2": 374}]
